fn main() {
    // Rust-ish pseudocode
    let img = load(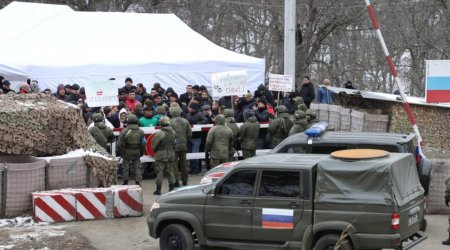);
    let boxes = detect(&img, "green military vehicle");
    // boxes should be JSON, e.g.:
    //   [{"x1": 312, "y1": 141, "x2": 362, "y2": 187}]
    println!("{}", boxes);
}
[{"x1": 148, "y1": 150, "x2": 427, "y2": 250}]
